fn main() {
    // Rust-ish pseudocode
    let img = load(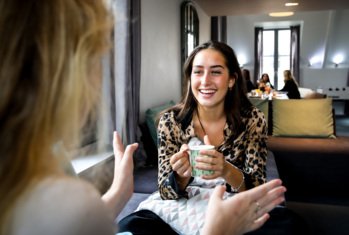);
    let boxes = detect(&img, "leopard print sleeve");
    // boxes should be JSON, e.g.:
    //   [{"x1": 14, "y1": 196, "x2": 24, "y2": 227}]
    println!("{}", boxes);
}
[
  {"x1": 242, "y1": 107, "x2": 268, "y2": 188},
  {"x1": 157, "y1": 111, "x2": 184, "y2": 200}
]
